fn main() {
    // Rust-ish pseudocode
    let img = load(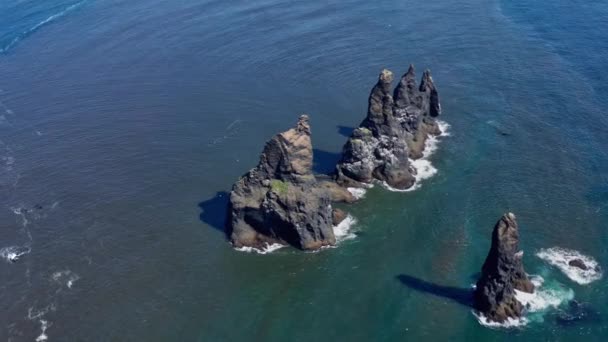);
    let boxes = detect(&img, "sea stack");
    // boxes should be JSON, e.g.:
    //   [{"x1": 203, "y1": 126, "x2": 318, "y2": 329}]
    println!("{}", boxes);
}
[
  {"x1": 393, "y1": 65, "x2": 442, "y2": 158},
  {"x1": 474, "y1": 213, "x2": 535, "y2": 323},
  {"x1": 335, "y1": 65, "x2": 443, "y2": 190},
  {"x1": 227, "y1": 115, "x2": 338, "y2": 250}
]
